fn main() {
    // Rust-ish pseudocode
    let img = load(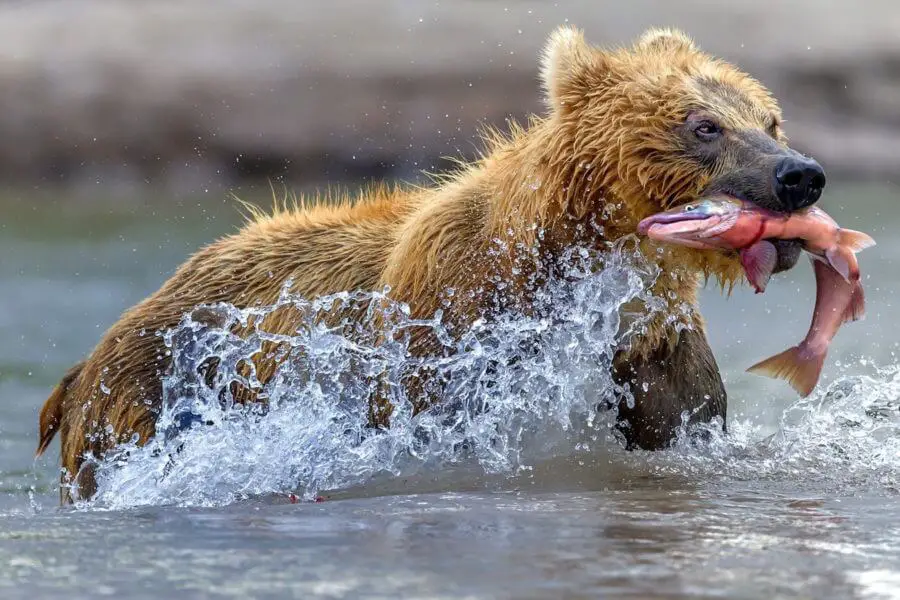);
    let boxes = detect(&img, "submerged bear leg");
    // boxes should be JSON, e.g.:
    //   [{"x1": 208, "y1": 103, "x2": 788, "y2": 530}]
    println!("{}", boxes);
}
[{"x1": 613, "y1": 328, "x2": 727, "y2": 450}]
